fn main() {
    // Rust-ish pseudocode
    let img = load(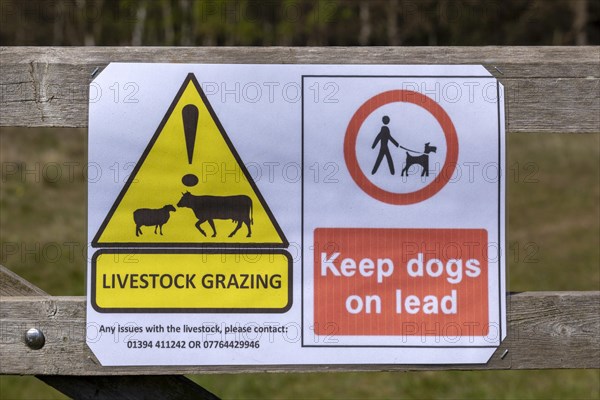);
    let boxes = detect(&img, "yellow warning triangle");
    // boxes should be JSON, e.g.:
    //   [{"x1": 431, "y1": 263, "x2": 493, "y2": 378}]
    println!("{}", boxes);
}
[{"x1": 93, "y1": 73, "x2": 288, "y2": 248}]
